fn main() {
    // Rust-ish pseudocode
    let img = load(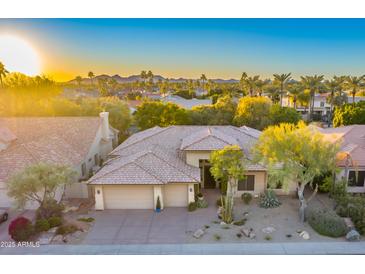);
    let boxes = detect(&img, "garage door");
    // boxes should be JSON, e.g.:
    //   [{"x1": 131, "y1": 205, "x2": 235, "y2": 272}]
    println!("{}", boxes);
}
[
  {"x1": 103, "y1": 185, "x2": 154, "y2": 209},
  {"x1": 164, "y1": 184, "x2": 188, "y2": 207}
]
